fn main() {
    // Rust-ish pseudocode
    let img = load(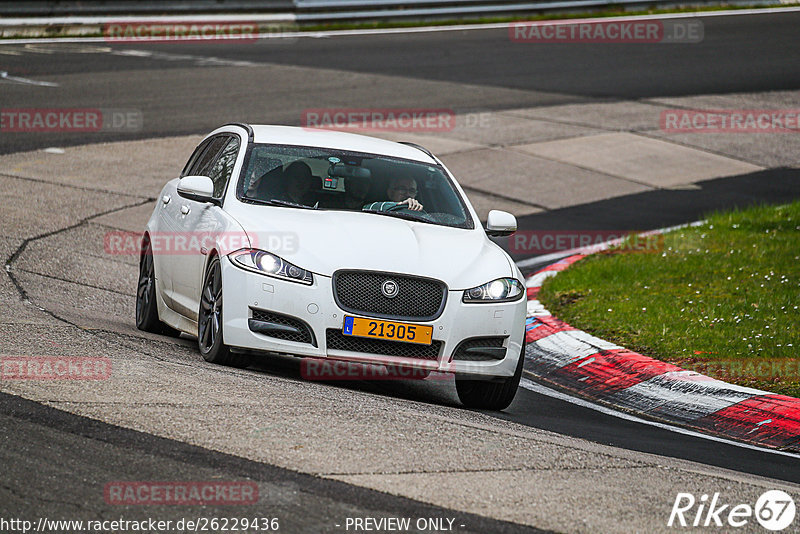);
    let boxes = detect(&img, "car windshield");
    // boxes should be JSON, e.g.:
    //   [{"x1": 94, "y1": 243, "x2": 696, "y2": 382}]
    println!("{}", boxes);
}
[{"x1": 237, "y1": 144, "x2": 474, "y2": 229}]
